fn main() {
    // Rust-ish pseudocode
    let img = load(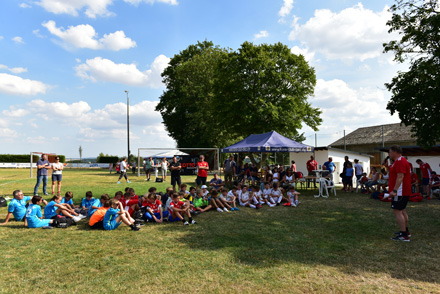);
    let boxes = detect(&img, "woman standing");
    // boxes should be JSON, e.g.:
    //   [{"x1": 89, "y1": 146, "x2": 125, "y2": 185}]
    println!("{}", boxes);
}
[
  {"x1": 160, "y1": 157, "x2": 170, "y2": 181},
  {"x1": 51, "y1": 156, "x2": 63, "y2": 195}
]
